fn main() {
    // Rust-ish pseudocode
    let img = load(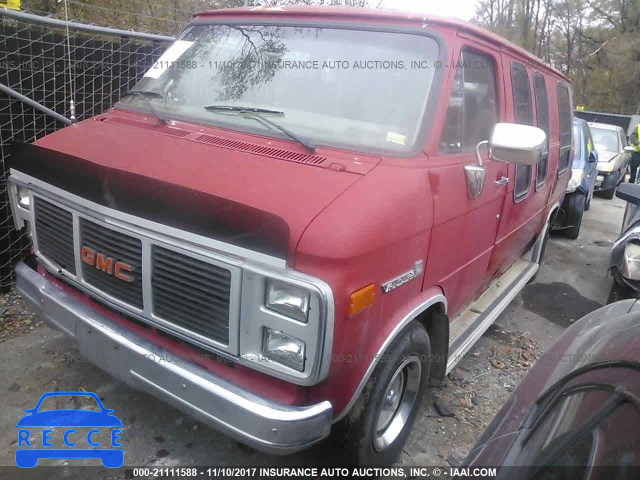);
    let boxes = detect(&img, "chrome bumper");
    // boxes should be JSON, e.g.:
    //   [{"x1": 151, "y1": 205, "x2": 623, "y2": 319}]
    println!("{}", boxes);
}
[{"x1": 15, "y1": 261, "x2": 333, "y2": 454}]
